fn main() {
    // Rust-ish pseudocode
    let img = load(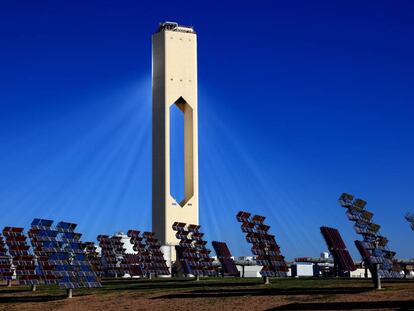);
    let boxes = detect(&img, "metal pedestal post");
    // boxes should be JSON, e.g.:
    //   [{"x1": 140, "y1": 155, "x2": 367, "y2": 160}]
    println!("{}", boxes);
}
[
  {"x1": 374, "y1": 264, "x2": 381, "y2": 290},
  {"x1": 372, "y1": 240, "x2": 382, "y2": 290},
  {"x1": 334, "y1": 260, "x2": 339, "y2": 277}
]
